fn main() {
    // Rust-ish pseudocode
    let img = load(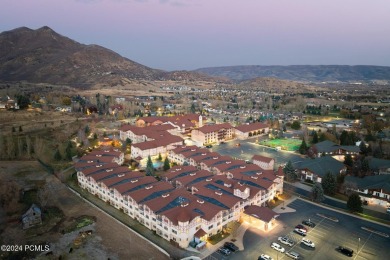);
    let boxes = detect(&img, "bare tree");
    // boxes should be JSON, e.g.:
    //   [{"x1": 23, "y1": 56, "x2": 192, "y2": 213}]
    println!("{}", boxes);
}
[{"x1": 341, "y1": 181, "x2": 358, "y2": 196}]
